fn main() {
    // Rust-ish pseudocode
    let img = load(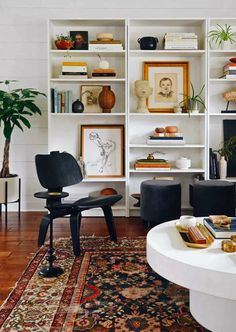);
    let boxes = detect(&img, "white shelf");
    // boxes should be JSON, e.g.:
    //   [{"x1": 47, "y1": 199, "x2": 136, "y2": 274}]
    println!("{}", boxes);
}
[
  {"x1": 210, "y1": 113, "x2": 236, "y2": 116},
  {"x1": 50, "y1": 50, "x2": 126, "y2": 57},
  {"x1": 50, "y1": 78, "x2": 126, "y2": 83},
  {"x1": 209, "y1": 50, "x2": 236, "y2": 55},
  {"x1": 130, "y1": 168, "x2": 205, "y2": 173},
  {"x1": 129, "y1": 50, "x2": 205, "y2": 57},
  {"x1": 210, "y1": 78, "x2": 236, "y2": 83},
  {"x1": 129, "y1": 144, "x2": 205, "y2": 148},
  {"x1": 50, "y1": 112, "x2": 125, "y2": 116},
  {"x1": 83, "y1": 177, "x2": 127, "y2": 182}
]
